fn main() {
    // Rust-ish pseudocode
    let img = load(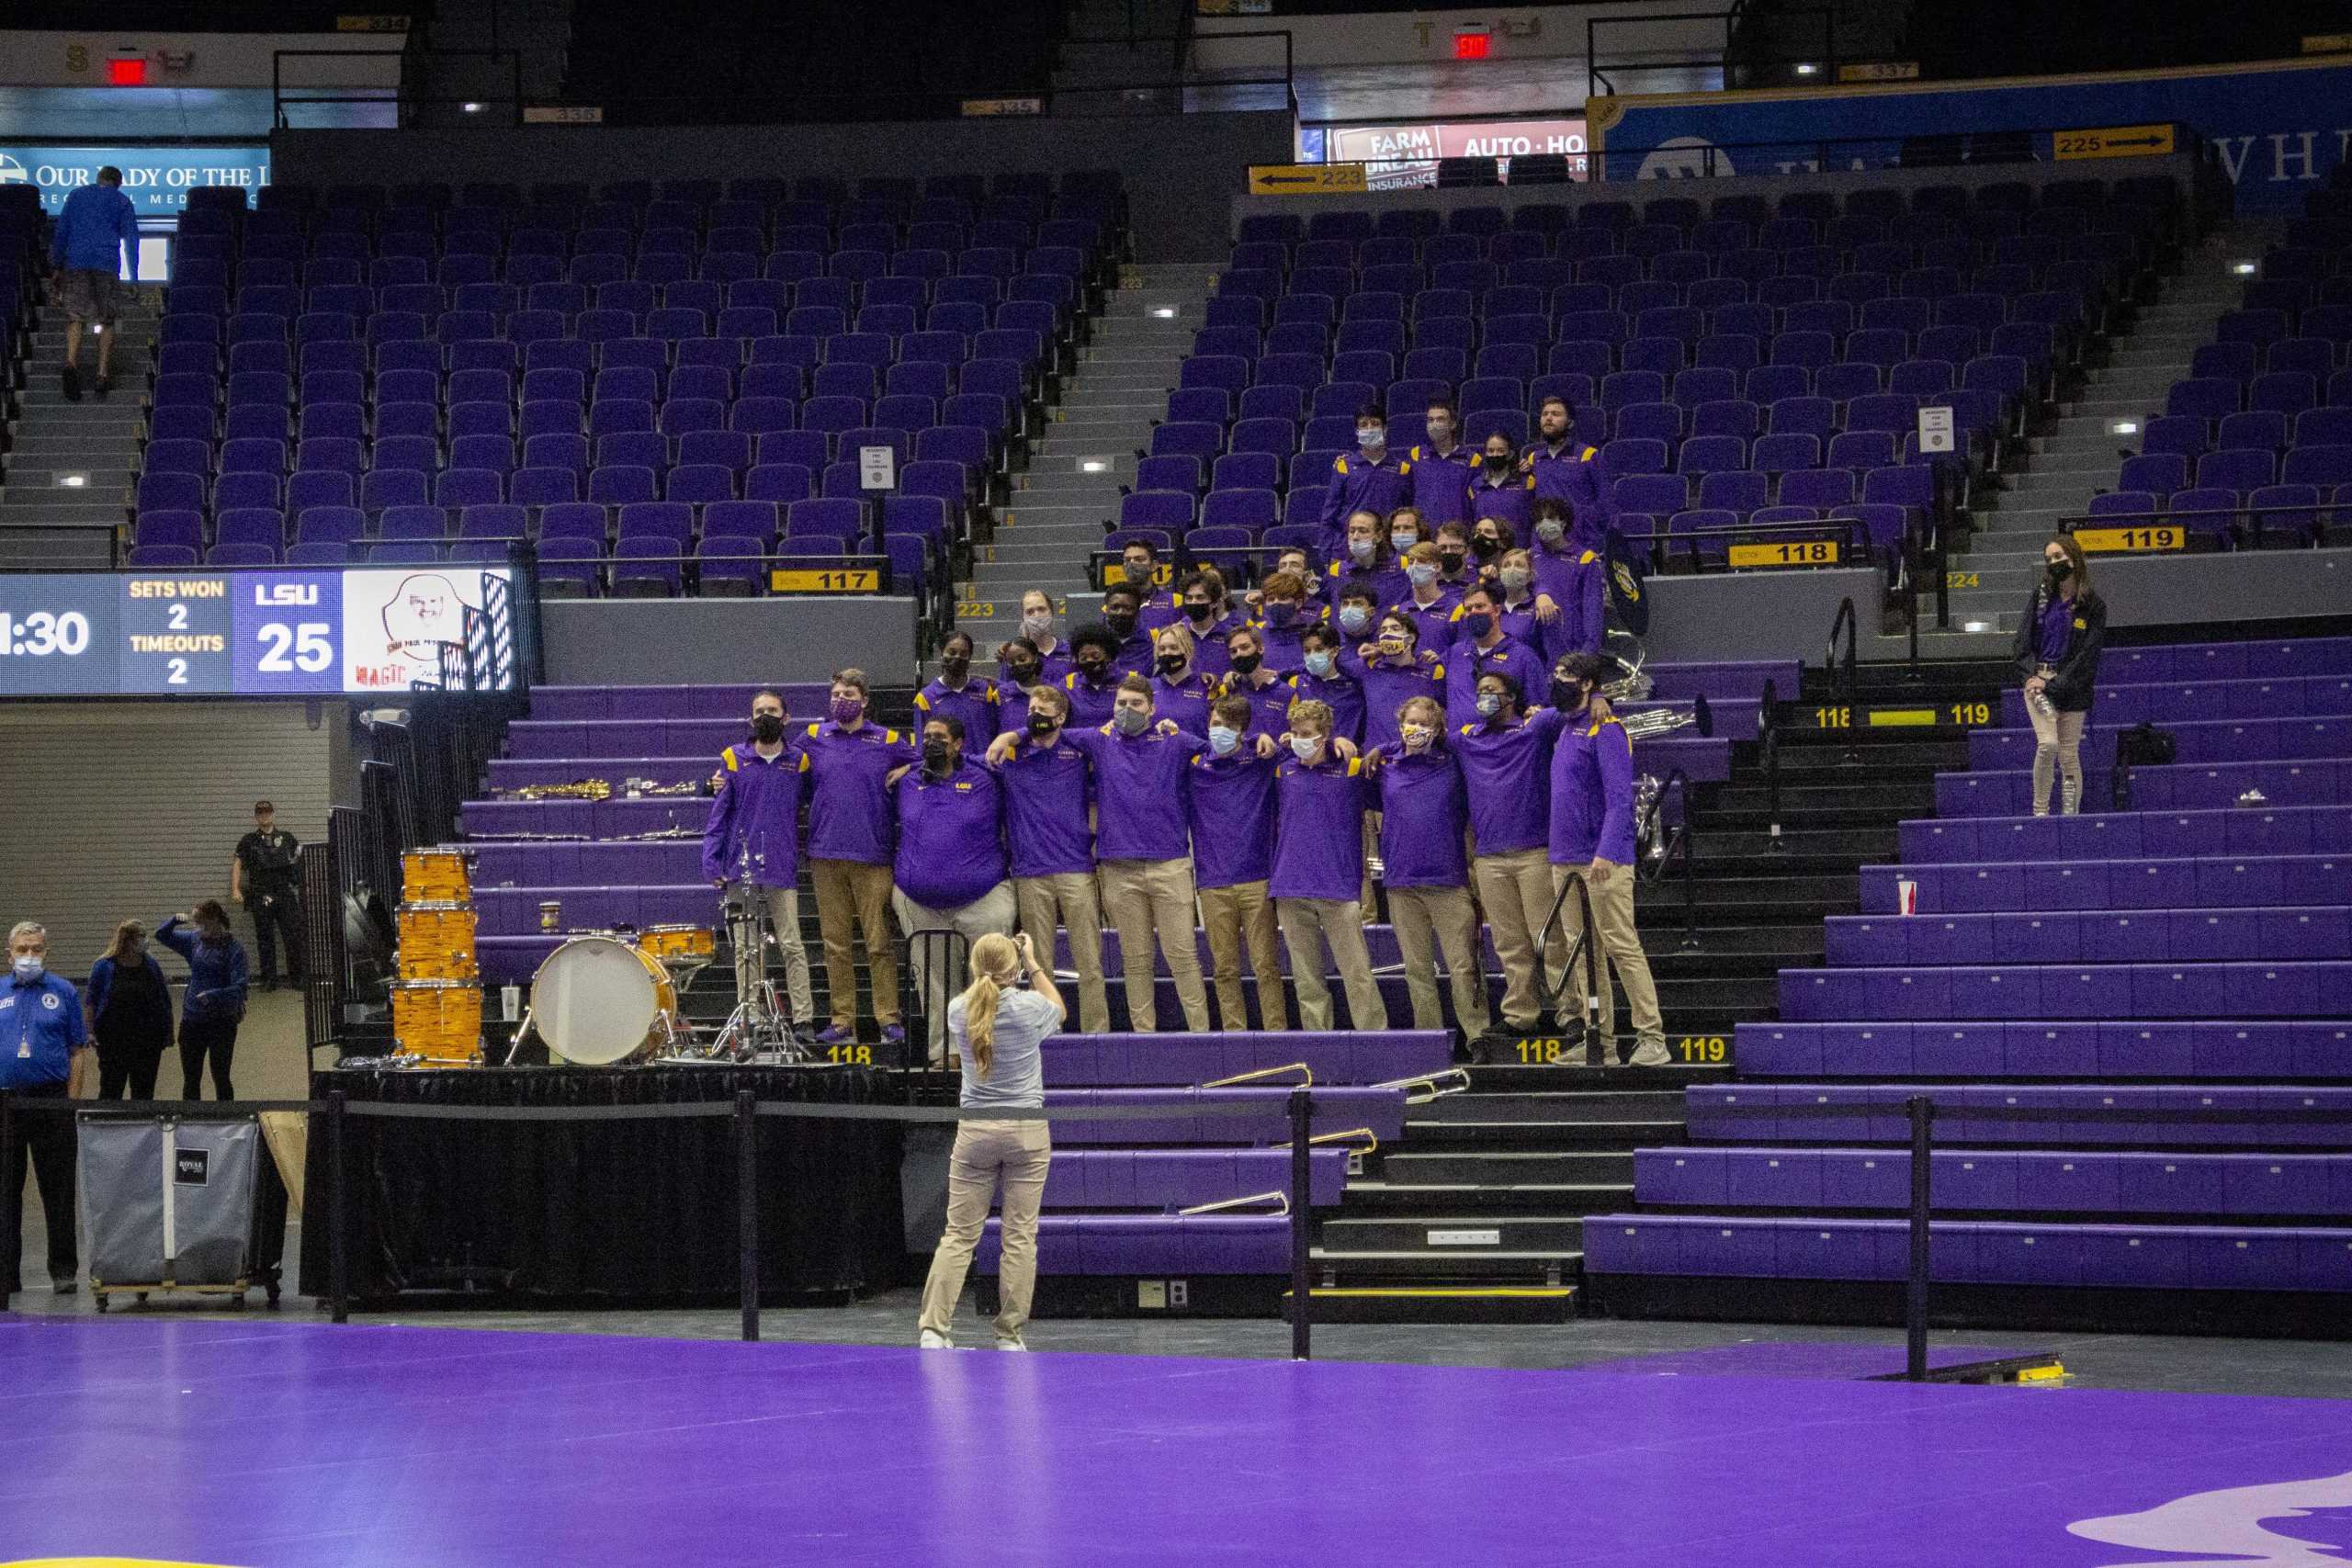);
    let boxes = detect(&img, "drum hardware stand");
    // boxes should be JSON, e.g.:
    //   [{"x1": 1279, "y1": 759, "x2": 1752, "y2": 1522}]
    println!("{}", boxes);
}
[{"x1": 711, "y1": 843, "x2": 809, "y2": 1063}]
